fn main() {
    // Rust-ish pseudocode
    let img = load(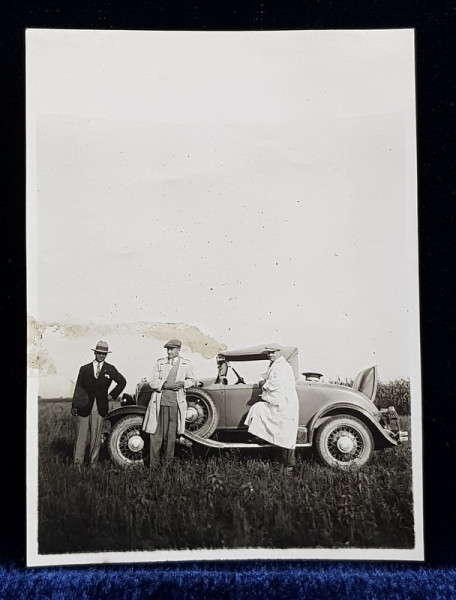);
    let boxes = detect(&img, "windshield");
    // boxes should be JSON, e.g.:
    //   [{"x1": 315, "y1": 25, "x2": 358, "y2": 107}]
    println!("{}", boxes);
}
[{"x1": 219, "y1": 360, "x2": 271, "y2": 385}]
